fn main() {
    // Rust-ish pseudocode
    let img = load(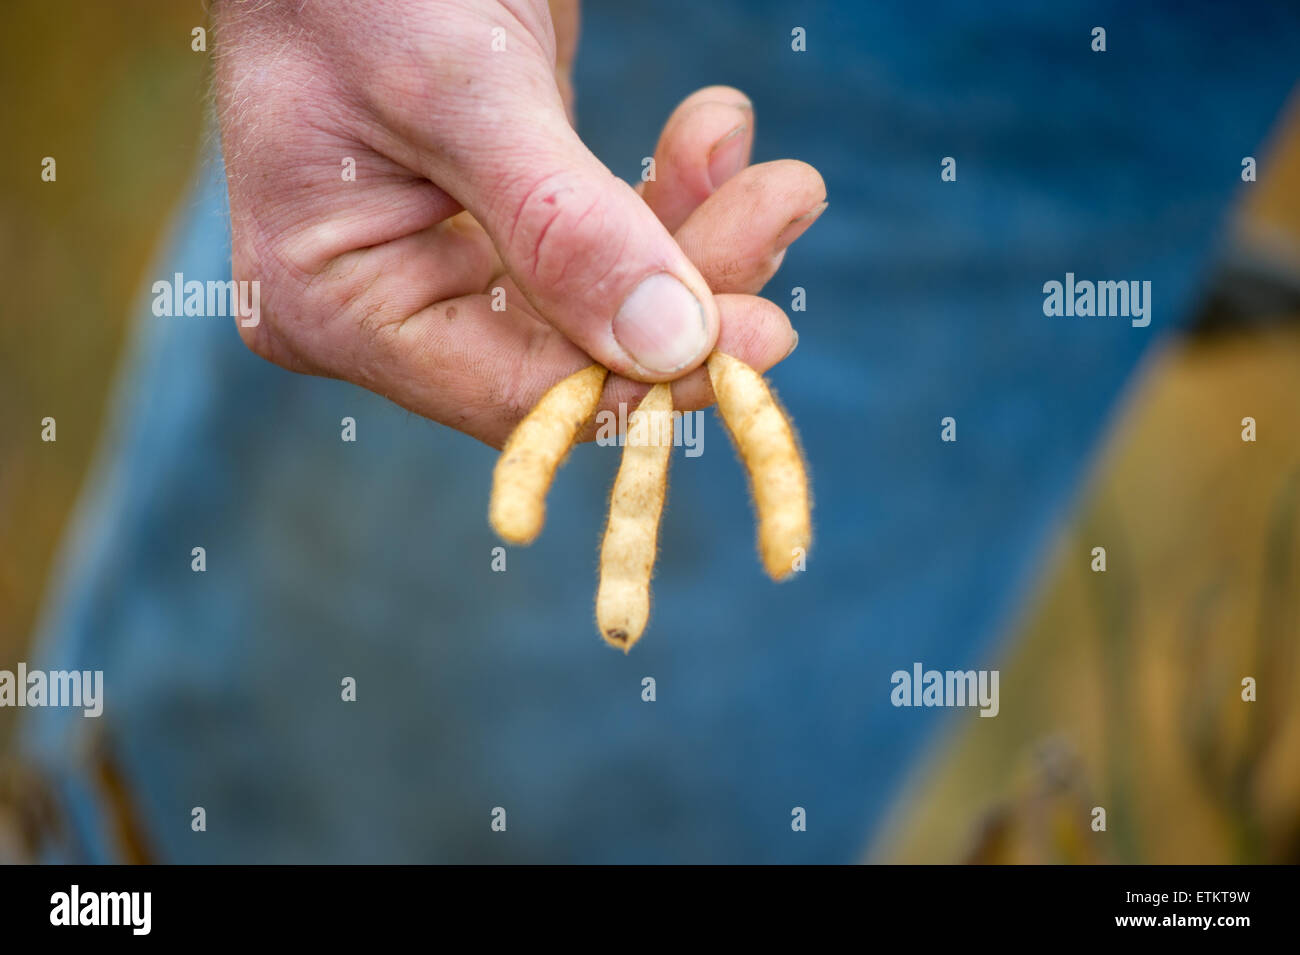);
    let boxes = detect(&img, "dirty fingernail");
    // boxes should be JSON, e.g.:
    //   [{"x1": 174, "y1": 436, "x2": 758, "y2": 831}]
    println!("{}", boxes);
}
[
  {"x1": 775, "y1": 199, "x2": 828, "y2": 252},
  {"x1": 707, "y1": 118, "x2": 752, "y2": 190}
]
